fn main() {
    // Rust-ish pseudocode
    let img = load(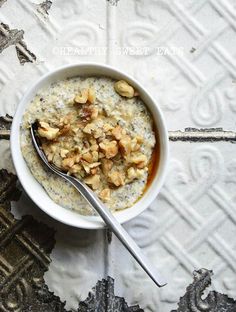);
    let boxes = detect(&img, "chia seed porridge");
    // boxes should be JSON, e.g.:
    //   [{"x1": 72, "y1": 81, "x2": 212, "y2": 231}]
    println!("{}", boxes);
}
[{"x1": 20, "y1": 76, "x2": 158, "y2": 215}]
